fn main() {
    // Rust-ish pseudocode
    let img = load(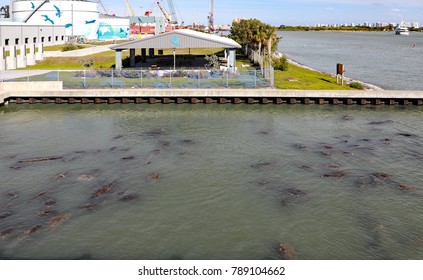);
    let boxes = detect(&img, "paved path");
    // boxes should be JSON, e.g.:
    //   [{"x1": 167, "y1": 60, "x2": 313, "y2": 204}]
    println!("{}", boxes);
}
[
  {"x1": 44, "y1": 45, "x2": 116, "y2": 57},
  {"x1": 1, "y1": 70, "x2": 53, "y2": 81}
]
